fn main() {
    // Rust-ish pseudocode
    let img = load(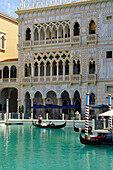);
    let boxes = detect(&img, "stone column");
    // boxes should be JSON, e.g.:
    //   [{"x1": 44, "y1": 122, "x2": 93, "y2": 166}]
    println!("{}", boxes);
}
[
  {"x1": 69, "y1": 62, "x2": 73, "y2": 81},
  {"x1": 57, "y1": 98, "x2": 60, "y2": 105},
  {"x1": 63, "y1": 63, "x2": 65, "y2": 81},
  {"x1": 43, "y1": 98, "x2": 46, "y2": 105},
  {"x1": 44, "y1": 64, "x2": 46, "y2": 81},
  {"x1": 50, "y1": 63, "x2": 52, "y2": 81},
  {"x1": 31, "y1": 98, "x2": 34, "y2": 114},
  {"x1": 57, "y1": 63, "x2": 59, "y2": 81},
  {"x1": 70, "y1": 98, "x2": 73, "y2": 105},
  {"x1": 38, "y1": 66, "x2": 40, "y2": 82}
]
